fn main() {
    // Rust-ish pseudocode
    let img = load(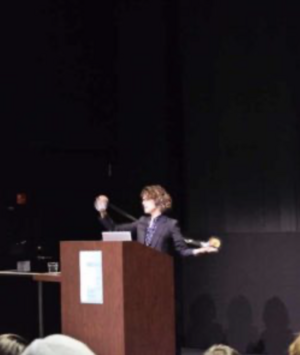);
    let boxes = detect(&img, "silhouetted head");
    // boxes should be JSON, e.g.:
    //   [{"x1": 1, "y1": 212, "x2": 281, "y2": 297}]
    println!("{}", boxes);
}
[
  {"x1": 0, "y1": 334, "x2": 28, "y2": 355},
  {"x1": 289, "y1": 334, "x2": 300, "y2": 355},
  {"x1": 22, "y1": 334, "x2": 96, "y2": 355},
  {"x1": 204, "y1": 344, "x2": 240, "y2": 355}
]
